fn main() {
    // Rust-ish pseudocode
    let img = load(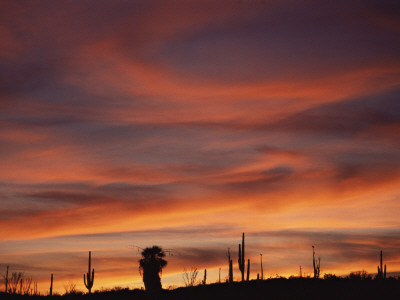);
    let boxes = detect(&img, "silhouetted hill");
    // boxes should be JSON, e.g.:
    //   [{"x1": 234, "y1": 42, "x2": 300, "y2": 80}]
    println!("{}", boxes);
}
[{"x1": 1, "y1": 278, "x2": 400, "y2": 300}]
